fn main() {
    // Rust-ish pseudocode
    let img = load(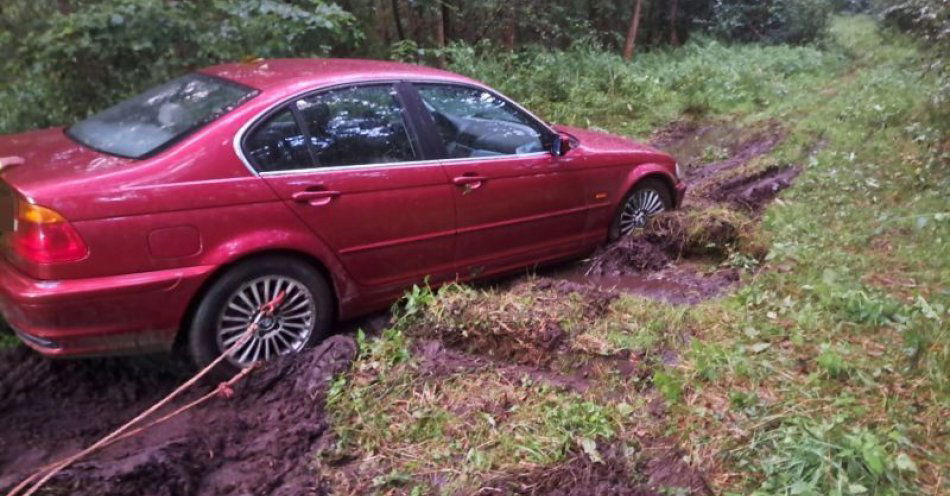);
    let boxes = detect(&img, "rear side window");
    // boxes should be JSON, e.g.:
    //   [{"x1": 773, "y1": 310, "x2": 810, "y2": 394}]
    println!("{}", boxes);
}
[
  {"x1": 244, "y1": 109, "x2": 312, "y2": 172},
  {"x1": 415, "y1": 84, "x2": 548, "y2": 159},
  {"x1": 295, "y1": 84, "x2": 417, "y2": 168}
]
